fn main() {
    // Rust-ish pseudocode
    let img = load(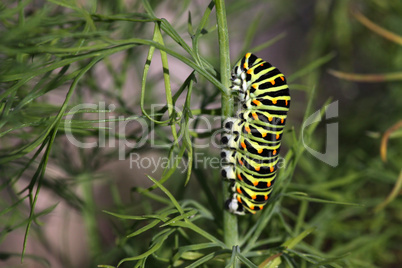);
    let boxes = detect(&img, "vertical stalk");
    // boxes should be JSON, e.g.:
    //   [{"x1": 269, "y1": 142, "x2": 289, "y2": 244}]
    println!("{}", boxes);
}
[
  {"x1": 215, "y1": 0, "x2": 238, "y2": 249},
  {"x1": 81, "y1": 173, "x2": 102, "y2": 257}
]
